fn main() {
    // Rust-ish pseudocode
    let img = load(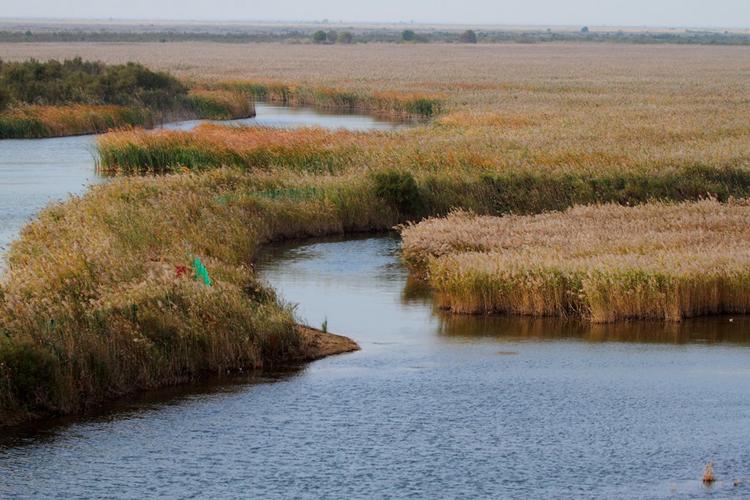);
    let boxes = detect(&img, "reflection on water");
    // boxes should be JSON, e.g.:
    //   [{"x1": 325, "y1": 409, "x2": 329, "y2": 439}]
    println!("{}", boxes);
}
[
  {"x1": 438, "y1": 312, "x2": 750, "y2": 345},
  {"x1": 165, "y1": 102, "x2": 409, "y2": 132}
]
